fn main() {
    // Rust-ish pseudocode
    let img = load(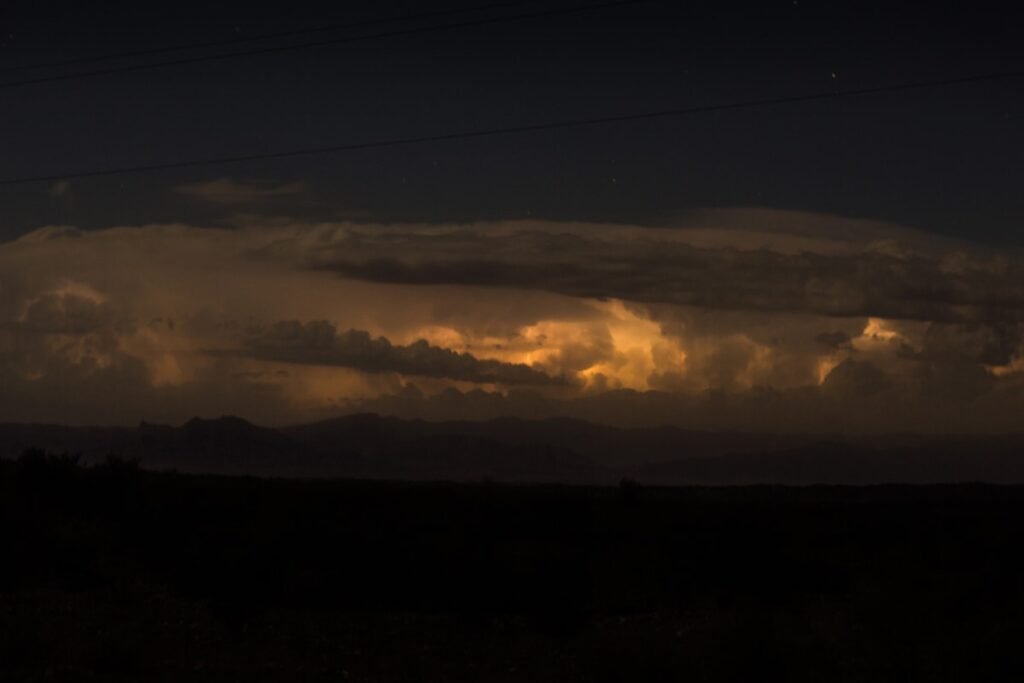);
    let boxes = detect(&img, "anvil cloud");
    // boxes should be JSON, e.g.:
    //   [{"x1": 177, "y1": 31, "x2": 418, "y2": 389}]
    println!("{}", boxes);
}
[{"x1": 1, "y1": 208, "x2": 1022, "y2": 431}]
